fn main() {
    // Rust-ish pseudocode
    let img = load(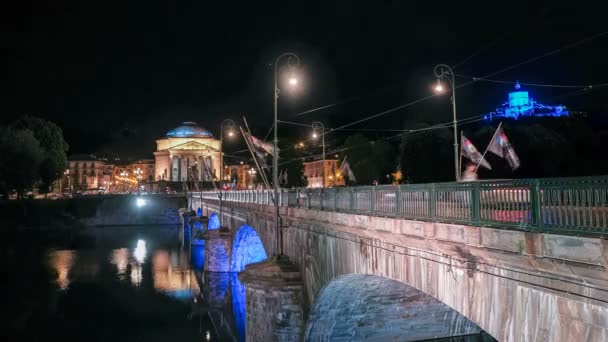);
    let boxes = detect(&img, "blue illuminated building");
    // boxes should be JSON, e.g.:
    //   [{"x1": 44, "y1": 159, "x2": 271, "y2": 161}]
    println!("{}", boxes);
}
[
  {"x1": 484, "y1": 82, "x2": 569, "y2": 121},
  {"x1": 165, "y1": 121, "x2": 213, "y2": 138}
]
